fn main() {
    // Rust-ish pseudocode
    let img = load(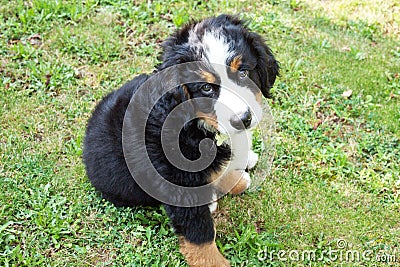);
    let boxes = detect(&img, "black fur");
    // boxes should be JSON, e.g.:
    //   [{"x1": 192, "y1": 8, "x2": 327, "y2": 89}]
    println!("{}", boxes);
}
[{"x1": 83, "y1": 15, "x2": 279, "y2": 246}]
